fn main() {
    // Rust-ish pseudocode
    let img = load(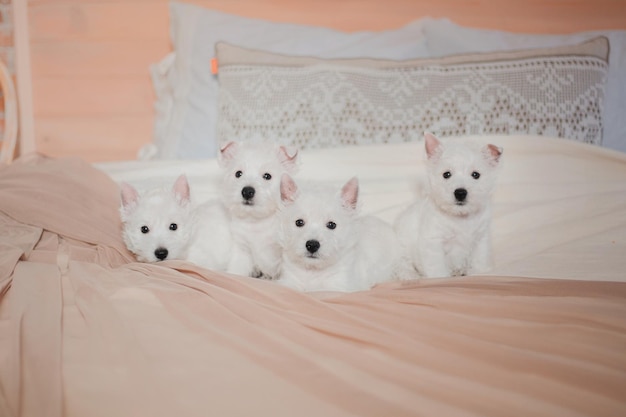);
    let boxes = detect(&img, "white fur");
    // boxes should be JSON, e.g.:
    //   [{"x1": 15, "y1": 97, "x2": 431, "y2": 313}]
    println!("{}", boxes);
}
[
  {"x1": 185, "y1": 201, "x2": 233, "y2": 271},
  {"x1": 120, "y1": 175, "x2": 232, "y2": 270},
  {"x1": 277, "y1": 175, "x2": 402, "y2": 292},
  {"x1": 395, "y1": 133, "x2": 503, "y2": 278},
  {"x1": 218, "y1": 140, "x2": 299, "y2": 279}
]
